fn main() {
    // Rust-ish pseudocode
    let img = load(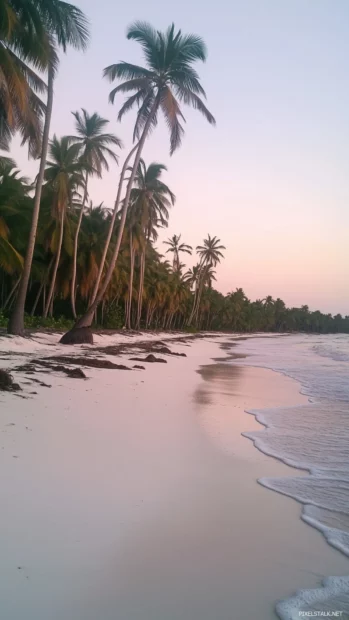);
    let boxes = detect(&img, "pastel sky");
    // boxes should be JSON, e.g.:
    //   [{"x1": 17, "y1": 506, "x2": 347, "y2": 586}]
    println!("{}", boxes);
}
[{"x1": 12, "y1": 0, "x2": 349, "y2": 315}]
